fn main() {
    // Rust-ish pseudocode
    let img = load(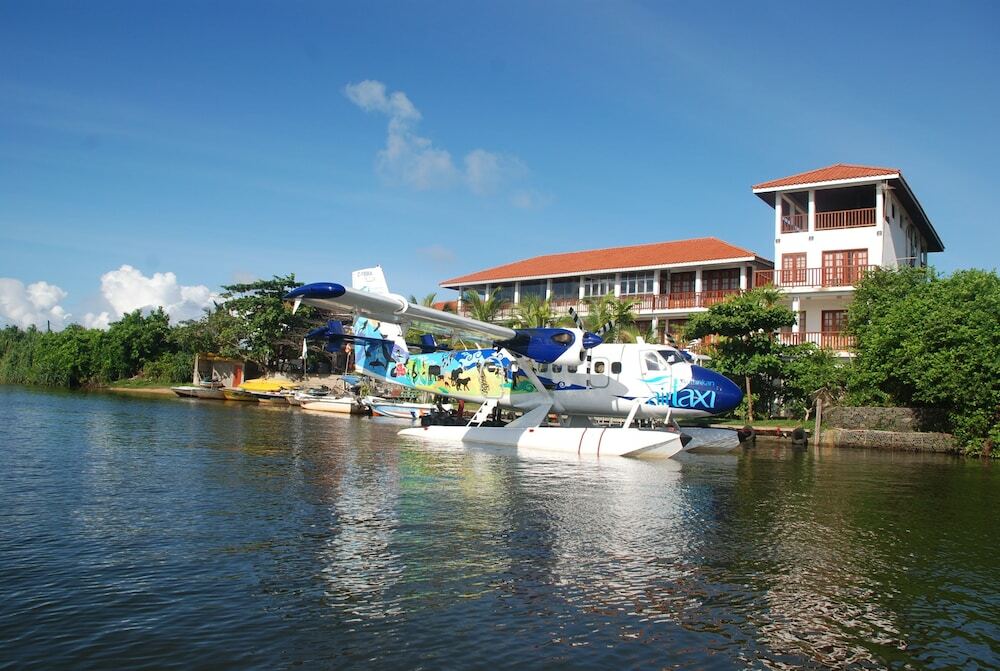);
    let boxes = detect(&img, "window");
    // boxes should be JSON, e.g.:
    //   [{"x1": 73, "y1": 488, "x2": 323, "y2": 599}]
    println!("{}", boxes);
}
[
  {"x1": 519, "y1": 280, "x2": 546, "y2": 300},
  {"x1": 642, "y1": 351, "x2": 666, "y2": 372},
  {"x1": 538, "y1": 364, "x2": 548, "y2": 373},
  {"x1": 781, "y1": 253, "x2": 807, "y2": 285},
  {"x1": 567, "y1": 365, "x2": 577, "y2": 373},
  {"x1": 428, "y1": 365, "x2": 441, "y2": 376},
  {"x1": 594, "y1": 361, "x2": 606, "y2": 374},
  {"x1": 619, "y1": 271, "x2": 655, "y2": 295},
  {"x1": 703, "y1": 268, "x2": 740, "y2": 292},
  {"x1": 551, "y1": 278, "x2": 579, "y2": 300},
  {"x1": 611, "y1": 362, "x2": 622, "y2": 374},
  {"x1": 552, "y1": 364, "x2": 562, "y2": 373},
  {"x1": 822, "y1": 249, "x2": 868, "y2": 286},
  {"x1": 670, "y1": 272, "x2": 695, "y2": 295},
  {"x1": 493, "y1": 284, "x2": 514, "y2": 303},
  {"x1": 583, "y1": 274, "x2": 615, "y2": 298}
]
